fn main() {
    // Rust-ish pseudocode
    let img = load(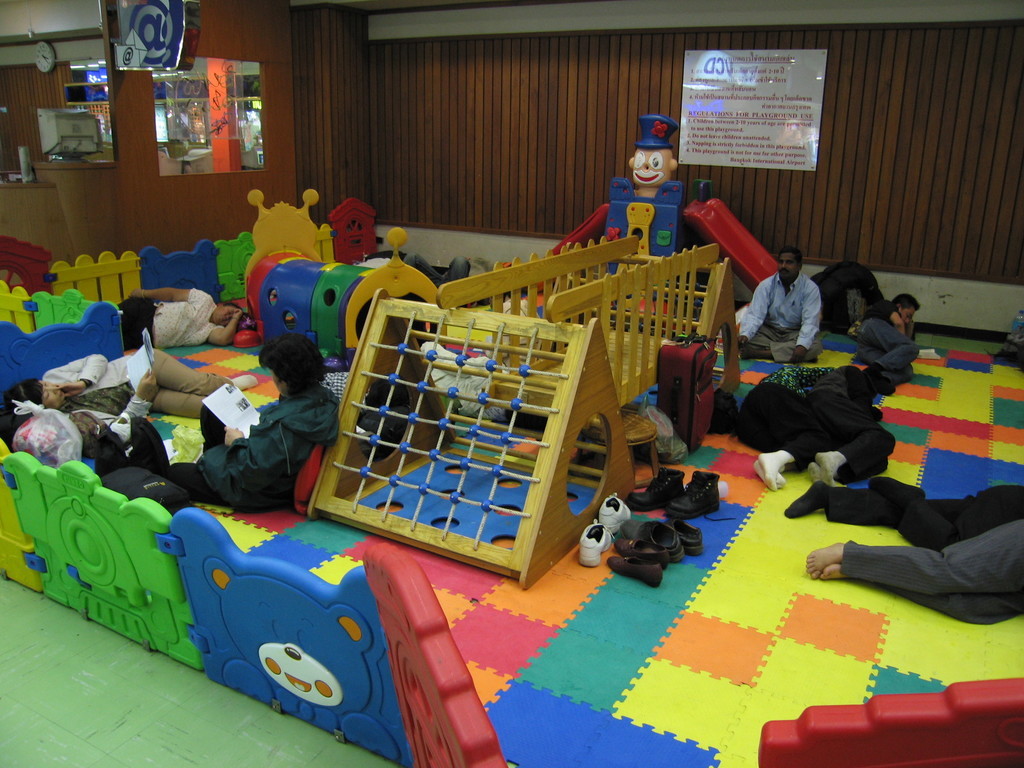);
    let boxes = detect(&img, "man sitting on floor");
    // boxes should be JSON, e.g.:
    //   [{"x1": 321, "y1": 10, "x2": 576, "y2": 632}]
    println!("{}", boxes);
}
[{"x1": 737, "y1": 245, "x2": 823, "y2": 363}]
